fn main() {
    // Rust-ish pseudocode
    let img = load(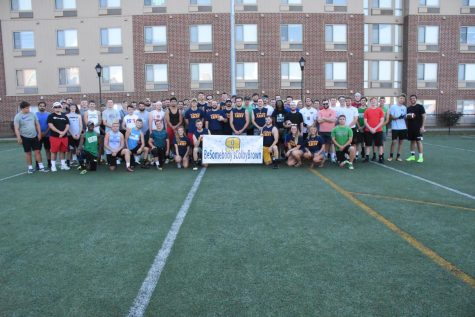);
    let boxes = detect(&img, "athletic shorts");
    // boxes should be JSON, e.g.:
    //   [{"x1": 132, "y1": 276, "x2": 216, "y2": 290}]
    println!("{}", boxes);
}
[
  {"x1": 21, "y1": 136, "x2": 40, "y2": 153},
  {"x1": 408, "y1": 128, "x2": 423, "y2": 141},
  {"x1": 391, "y1": 129, "x2": 407, "y2": 141},
  {"x1": 68, "y1": 136, "x2": 80, "y2": 150},
  {"x1": 107, "y1": 152, "x2": 124, "y2": 167},
  {"x1": 130, "y1": 145, "x2": 142, "y2": 155},
  {"x1": 320, "y1": 132, "x2": 332, "y2": 145},
  {"x1": 364, "y1": 131, "x2": 383, "y2": 147},
  {"x1": 187, "y1": 132, "x2": 195, "y2": 146},
  {"x1": 356, "y1": 129, "x2": 365, "y2": 144},
  {"x1": 263, "y1": 146, "x2": 272, "y2": 164},
  {"x1": 351, "y1": 128, "x2": 358, "y2": 145},
  {"x1": 50, "y1": 136, "x2": 69, "y2": 153},
  {"x1": 143, "y1": 130, "x2": 150, "y2": 146},
  {"x1": 336, "y1": 145, "x2": 351, "y2": 162},
  {"x1": 39, "y1": 135, "x2": 50, "y2": 150}
]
